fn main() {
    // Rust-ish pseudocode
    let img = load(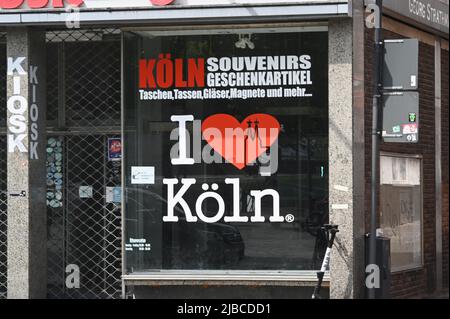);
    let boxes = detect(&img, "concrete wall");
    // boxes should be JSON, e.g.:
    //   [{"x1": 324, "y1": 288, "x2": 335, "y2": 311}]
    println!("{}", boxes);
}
[{"x1": 328, "y1": 18, "x2": 355, "y2": 299}]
